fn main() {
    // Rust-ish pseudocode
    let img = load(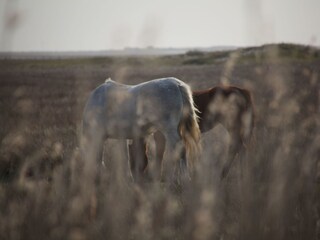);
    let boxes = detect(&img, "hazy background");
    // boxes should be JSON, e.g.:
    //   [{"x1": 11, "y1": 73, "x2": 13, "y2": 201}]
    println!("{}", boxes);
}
[{"x1": 0, "y1": 0, "x2": 320, "y2": 51}]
